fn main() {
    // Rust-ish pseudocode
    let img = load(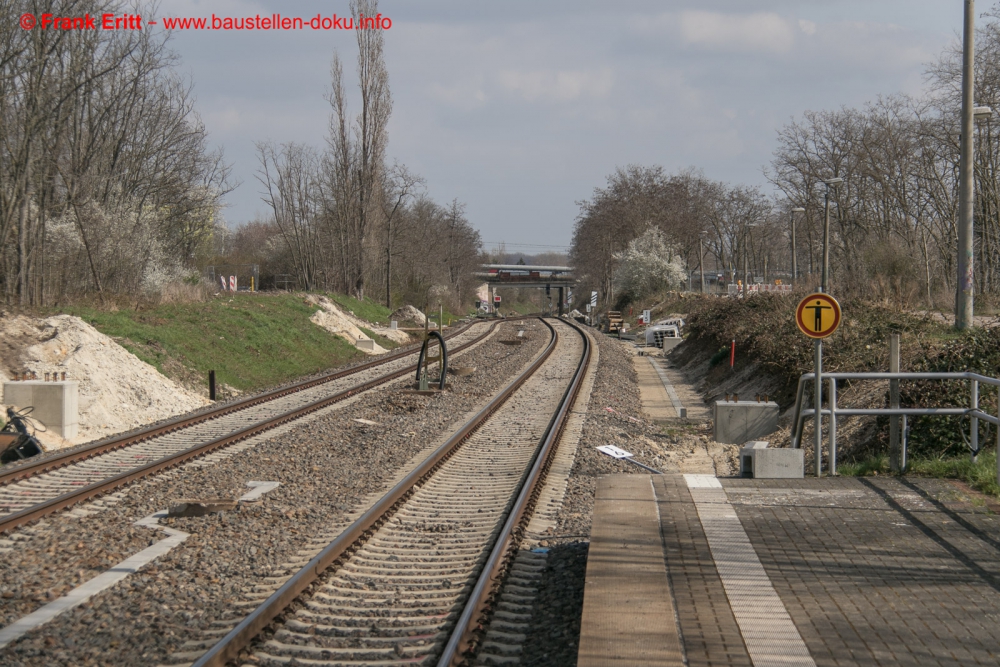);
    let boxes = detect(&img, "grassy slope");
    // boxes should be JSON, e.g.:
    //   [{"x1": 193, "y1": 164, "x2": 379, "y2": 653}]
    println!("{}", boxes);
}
[
  {"x1": 57, "y1": 293, "x2": 394, "y2": 392},
  {"x1": 327, "y1": 293, "x2": 392, "y2": 324}
]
